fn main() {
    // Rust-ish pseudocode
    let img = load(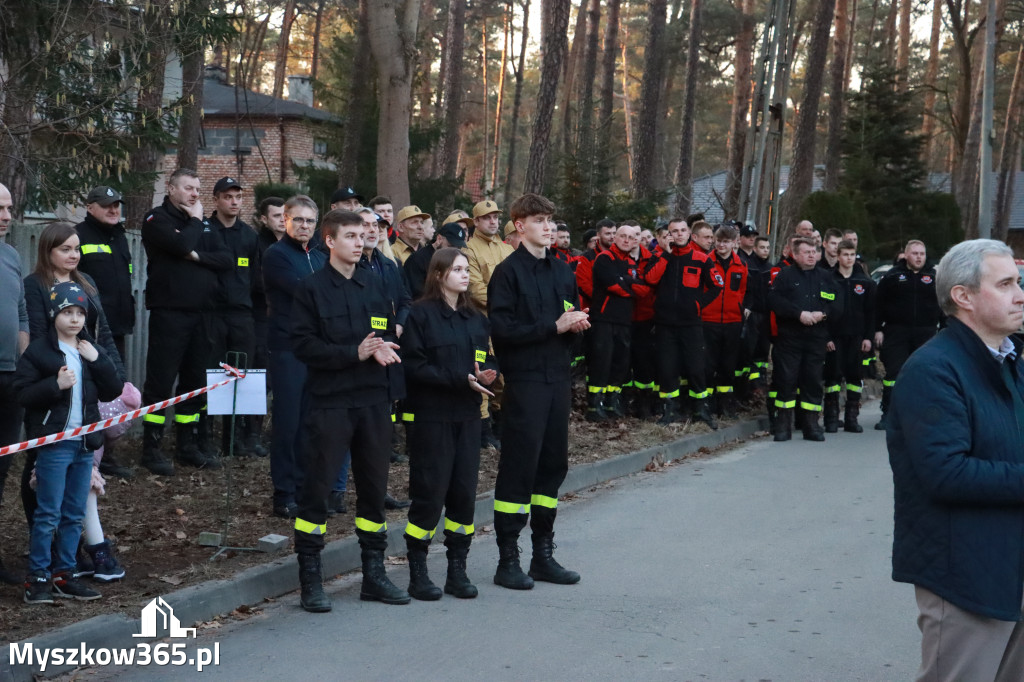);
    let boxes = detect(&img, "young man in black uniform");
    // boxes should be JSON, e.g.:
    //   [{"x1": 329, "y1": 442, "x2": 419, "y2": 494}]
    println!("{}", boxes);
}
[
  {"x1": 873, "y1": 239, "x2": 942, "y2": 429},
  {"x1": 768, "y1": 238, "x2": 842, "y2": 442},
  {"x1": 206, "y1": 177, "x2": 265, "y2": 458},
  {"x1": 290, "y1": 209, "x2": 409, "y2": 613},
  {"x1": 488, "y1": 193, "x2": 590, "y2": 591},
  {"x1": 642, "y1": 218, "x2": 723, "y2": 428},
  {"x1": 140, "y1": 169, "x2": 231, "y2": 475},
  {"x1": 823, "y1": 240, "x2": 876, "y2": 433}
]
